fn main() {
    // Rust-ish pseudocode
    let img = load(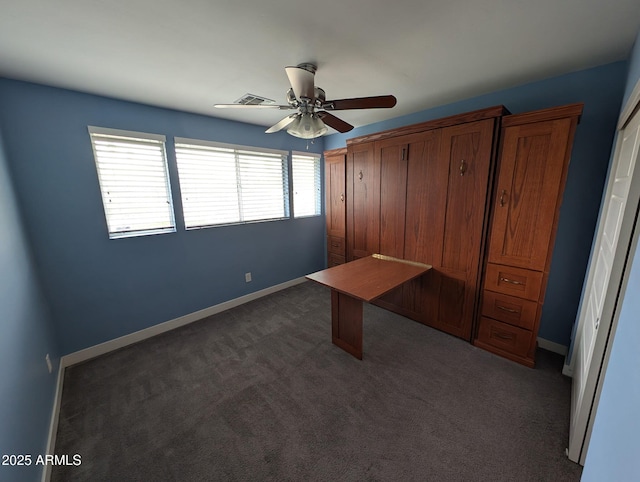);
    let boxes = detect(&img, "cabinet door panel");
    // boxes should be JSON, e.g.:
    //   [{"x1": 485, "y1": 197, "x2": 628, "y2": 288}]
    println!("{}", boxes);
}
[
  {"x1": 431, "y1": 119, "x2": 495, "y2": 339},
  {"x1": 440, "y1": 123, "x2": 493, "y2": 274},
  {"x1": 378, "y1": 140, "x2": 408, "y2": 258},
  {"x1": 376, "y1": 133, "x2": 431, "y2": 314},
  {"x1": 325, "y1": 154, "x2": 346, "y2": 238},
  {"x1": 348, "y1": 143, "x2": 380, "y2": 260},
  {"x1": 404, "y1": 130, "x2": 443, "y2": 264},
  {"x1": 488, "y1": 118, "x2": 572, "y2": 270}
]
